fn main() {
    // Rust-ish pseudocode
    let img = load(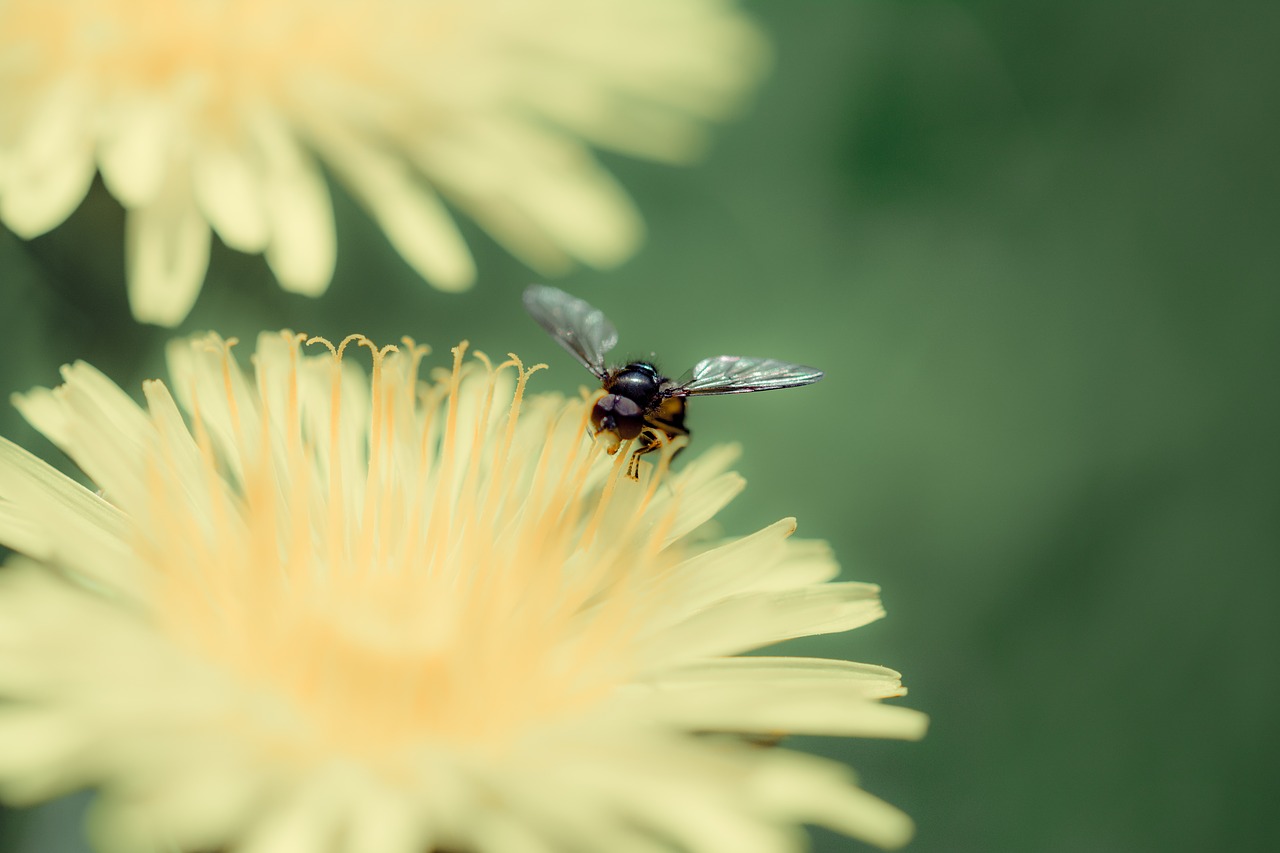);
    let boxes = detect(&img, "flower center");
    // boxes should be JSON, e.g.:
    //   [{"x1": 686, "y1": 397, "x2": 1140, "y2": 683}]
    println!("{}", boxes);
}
[{"x1": 135, "y1": 332, "x2": 684, "y2": 755}]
